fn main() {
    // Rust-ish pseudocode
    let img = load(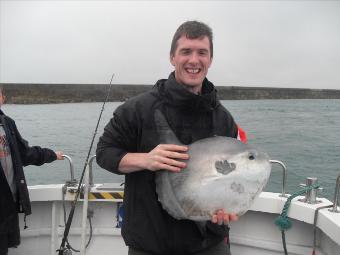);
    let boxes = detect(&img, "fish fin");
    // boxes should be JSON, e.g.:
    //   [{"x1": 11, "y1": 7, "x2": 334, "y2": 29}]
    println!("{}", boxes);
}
[
  {"x1": 155, "y1": 171, "x2": 187, "y2": 219},
  {"x1": 215, "y1": 160, "x2": 236, "y2": 175},
  {"x1": 154, "y1": 109, "x2": 182, "y2": 145}
]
